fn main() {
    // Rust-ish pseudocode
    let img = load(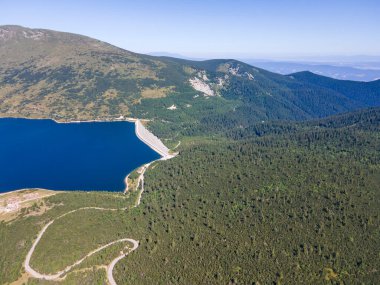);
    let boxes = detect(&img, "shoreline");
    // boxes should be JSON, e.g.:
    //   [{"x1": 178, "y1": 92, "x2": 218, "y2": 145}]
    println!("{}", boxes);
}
[
  {"x1": 123, "y1": 119, "x2": 177, "y2": 193},
  {"x1": 134, "y1": 119, "x2": 171, "y2": 158},
  {"x1": 0, "y1": 115, "x2": 132, "y2": 124},
  {"x1": 0, "y1": 188, "x2": 62, "y2": 197}
]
